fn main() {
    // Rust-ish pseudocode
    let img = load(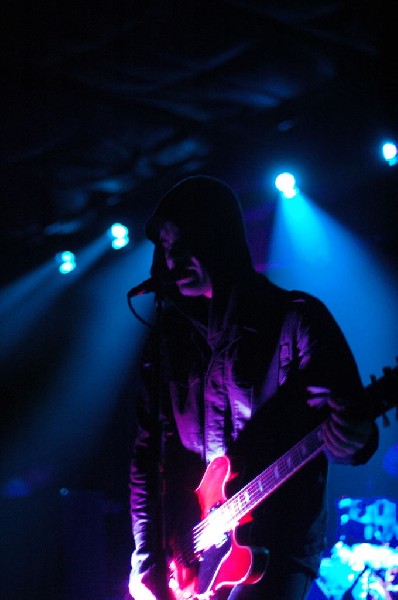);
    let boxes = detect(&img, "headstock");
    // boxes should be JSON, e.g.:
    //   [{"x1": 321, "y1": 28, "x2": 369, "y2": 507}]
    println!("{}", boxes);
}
[{"x1": 366, "y1": 358, "x2": 398, "y2": 426}]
